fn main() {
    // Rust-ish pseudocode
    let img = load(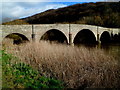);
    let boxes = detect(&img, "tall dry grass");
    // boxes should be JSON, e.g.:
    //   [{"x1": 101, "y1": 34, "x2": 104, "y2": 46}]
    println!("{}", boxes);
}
[{"x1": 5, "y1": 41, "x2": 120, "y2": 88}]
